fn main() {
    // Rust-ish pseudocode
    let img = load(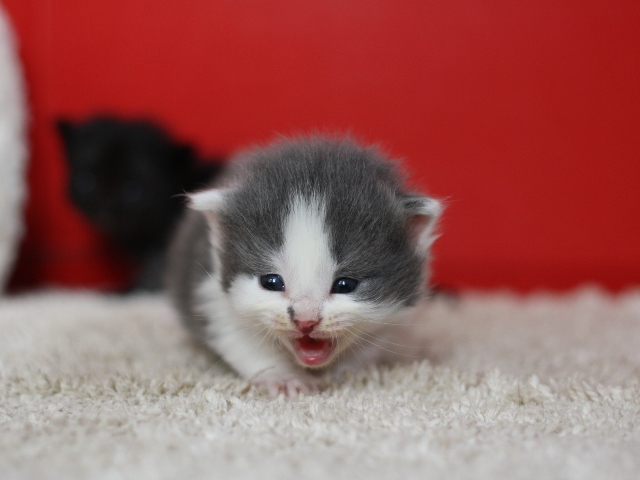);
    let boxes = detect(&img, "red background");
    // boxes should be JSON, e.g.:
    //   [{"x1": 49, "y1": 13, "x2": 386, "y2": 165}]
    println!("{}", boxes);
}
[{"x1": 3, "y1": 0, "x2": 640, "y2": 292}]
